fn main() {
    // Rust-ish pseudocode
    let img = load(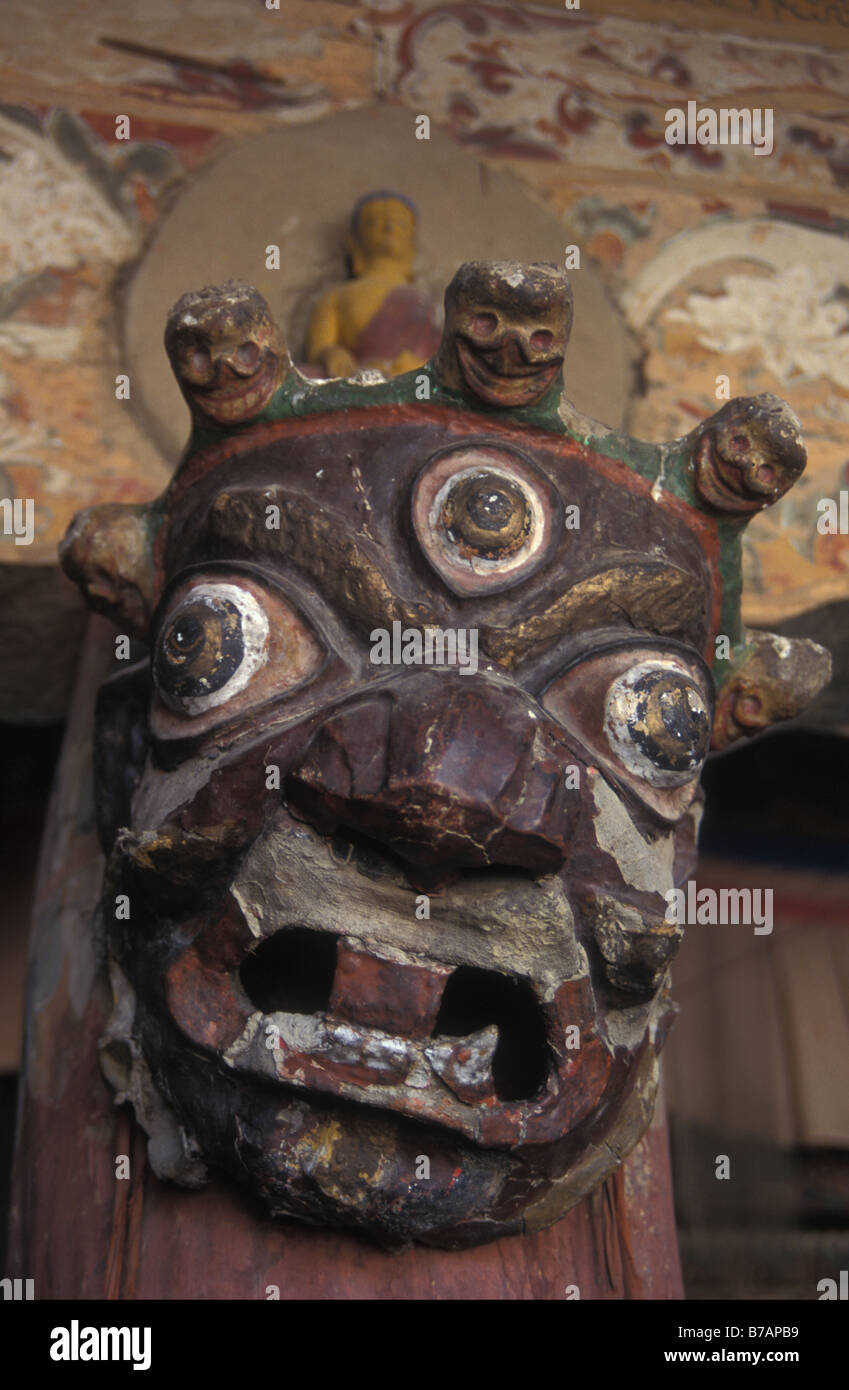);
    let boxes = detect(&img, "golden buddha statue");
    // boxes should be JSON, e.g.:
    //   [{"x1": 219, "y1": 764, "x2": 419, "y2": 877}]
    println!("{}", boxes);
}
[{"x1": 305, "y1": 191, "x2": 441, "y2": 379}]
